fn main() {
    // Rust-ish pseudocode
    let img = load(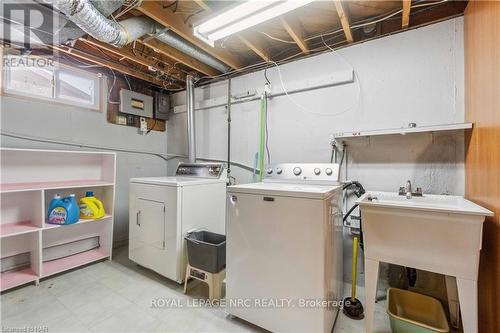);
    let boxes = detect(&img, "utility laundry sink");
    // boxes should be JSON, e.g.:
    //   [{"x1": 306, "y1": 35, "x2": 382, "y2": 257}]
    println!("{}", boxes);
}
[
  {"x1": 359, "y1": 192, "x2": 492, "y2": 215},
  {"x1": 357, "y1": 191, "x2": 493, "y2": 333}
]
